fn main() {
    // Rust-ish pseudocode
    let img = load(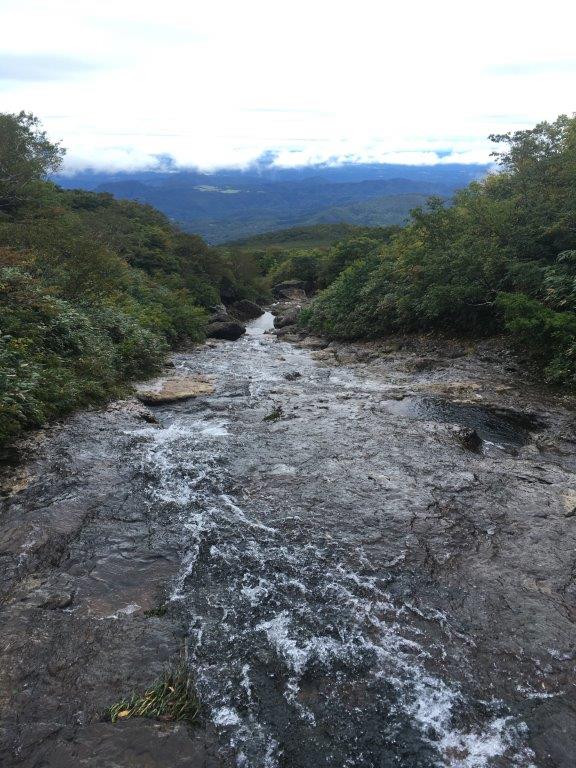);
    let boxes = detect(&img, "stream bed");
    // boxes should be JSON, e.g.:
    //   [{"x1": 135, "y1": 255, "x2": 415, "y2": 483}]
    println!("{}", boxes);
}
[{"x1": 1, "y1": 312, "x2": 575, "y2": 767}]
